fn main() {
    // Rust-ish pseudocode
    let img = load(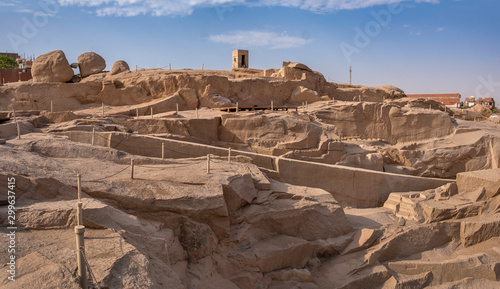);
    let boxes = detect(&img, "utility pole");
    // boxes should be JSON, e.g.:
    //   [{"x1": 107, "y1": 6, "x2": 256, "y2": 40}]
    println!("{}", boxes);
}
[{"x1": 349, "y1": 66, "x2": 352, "y2": 85}]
